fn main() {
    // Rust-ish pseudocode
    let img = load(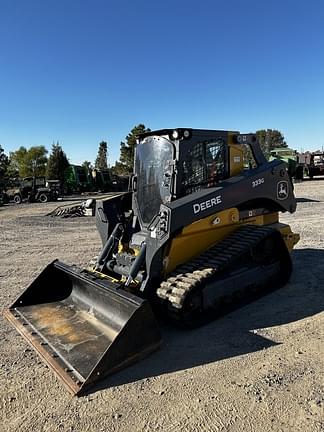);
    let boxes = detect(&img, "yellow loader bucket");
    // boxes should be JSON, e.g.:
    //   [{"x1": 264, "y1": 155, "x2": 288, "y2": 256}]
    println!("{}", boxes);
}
[{"x1": 4, "y1": 260, "x2": 161, "y2": 396}]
